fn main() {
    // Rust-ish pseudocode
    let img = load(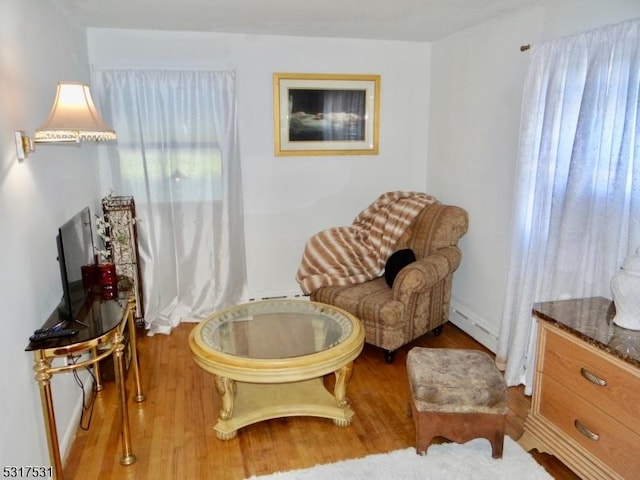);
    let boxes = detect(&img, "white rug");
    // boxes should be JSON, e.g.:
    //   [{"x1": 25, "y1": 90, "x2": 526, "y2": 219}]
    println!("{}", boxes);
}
[{"x1": 247, "y1": 437, "x2": 552, "y2": 480}]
